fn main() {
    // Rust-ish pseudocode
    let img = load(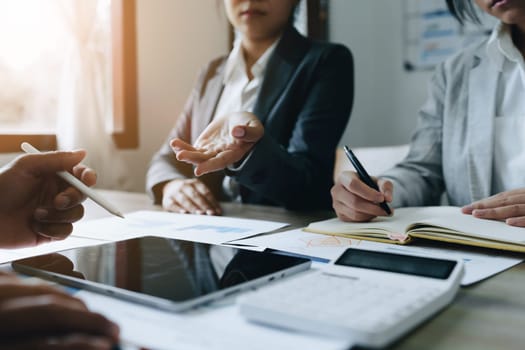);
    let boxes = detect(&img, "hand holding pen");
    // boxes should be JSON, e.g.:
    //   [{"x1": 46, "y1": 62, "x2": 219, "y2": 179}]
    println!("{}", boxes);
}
[{"x1": 331, "y1": 146, "x2": 393, "y2": 222}]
